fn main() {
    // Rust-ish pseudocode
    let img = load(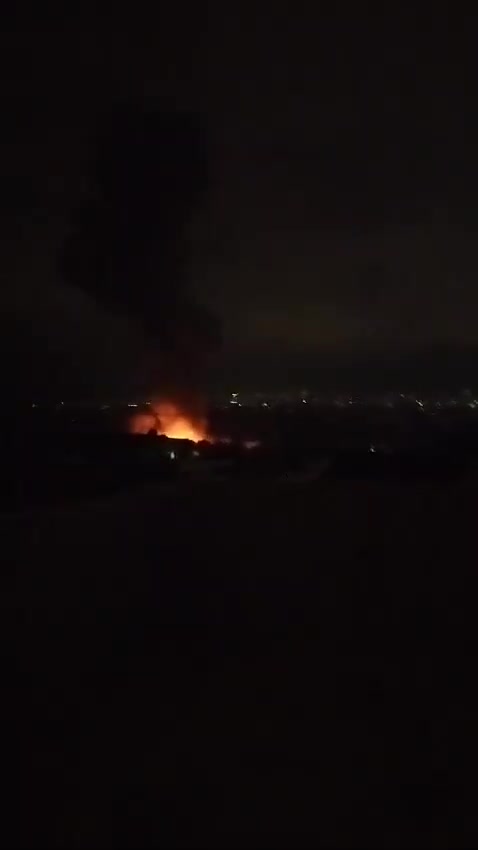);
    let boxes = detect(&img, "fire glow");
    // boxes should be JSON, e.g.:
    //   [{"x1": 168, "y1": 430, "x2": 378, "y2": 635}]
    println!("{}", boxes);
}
[
  {"x1": 130, "y1": 400, "x2": 262, "y2": 451},
  {"x1": 130, "y1": 400, "x2": 208, "y2": 443}
]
